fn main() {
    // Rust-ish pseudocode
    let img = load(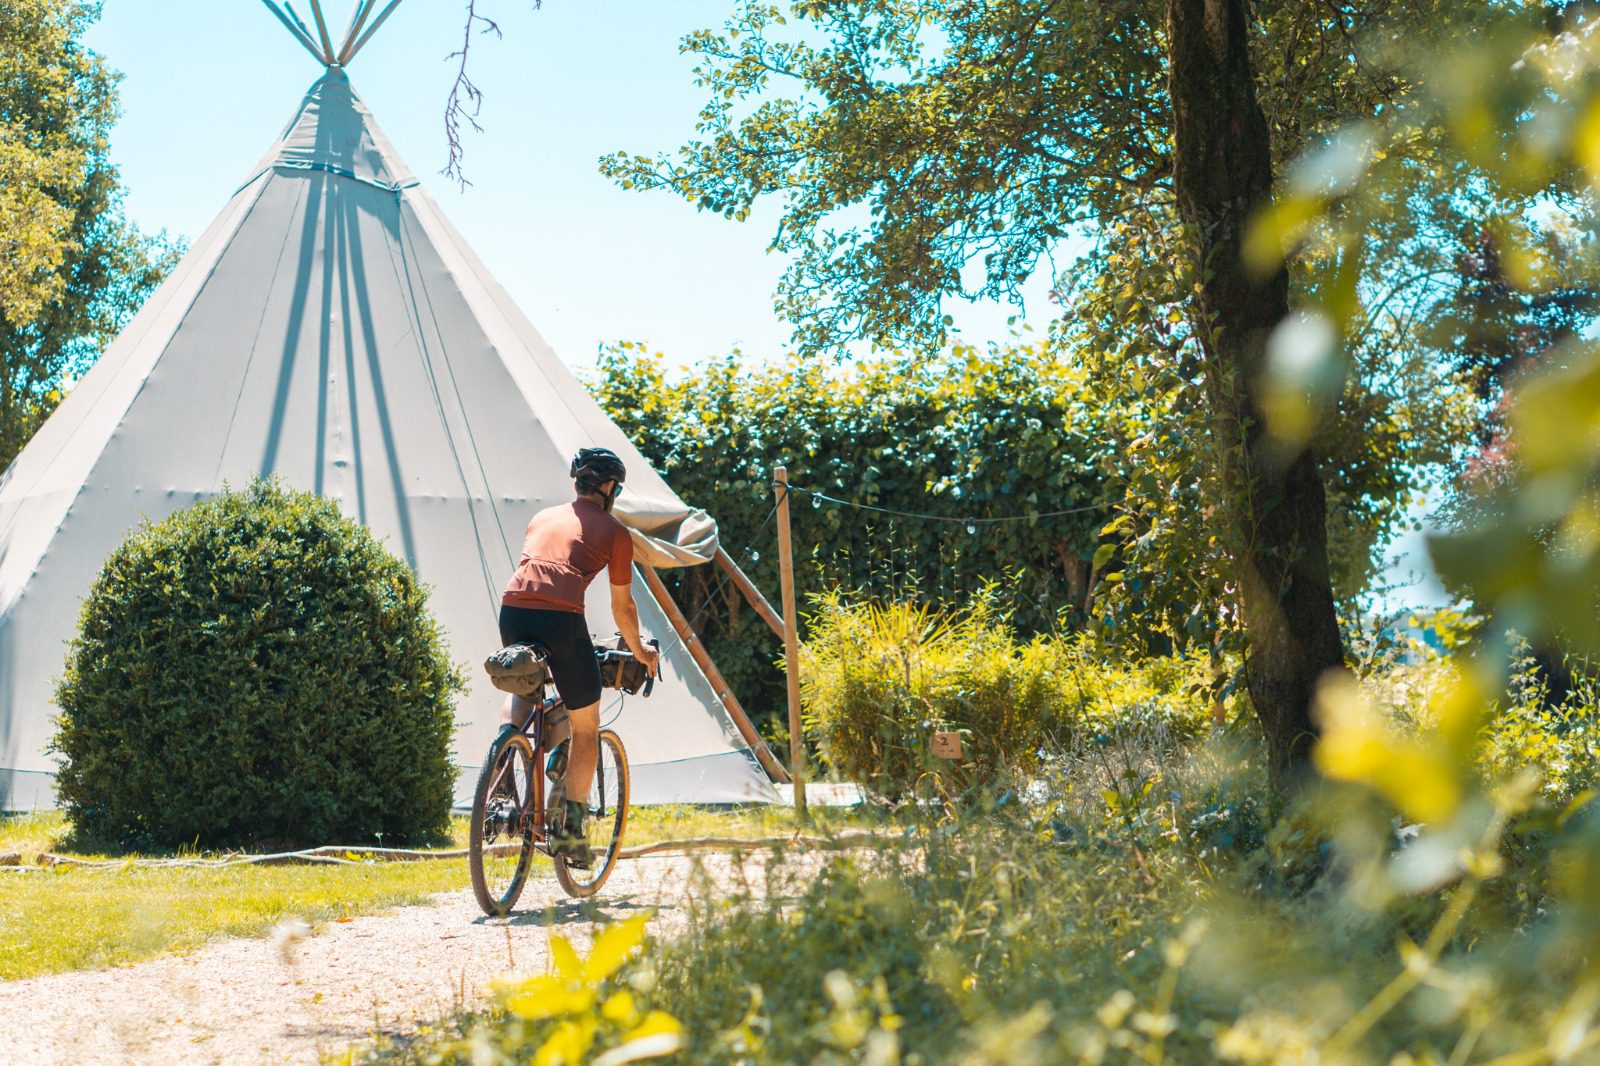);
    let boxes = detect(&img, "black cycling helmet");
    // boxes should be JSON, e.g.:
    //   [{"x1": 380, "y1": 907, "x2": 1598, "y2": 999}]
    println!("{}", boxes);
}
[{"x1": 570, "y1": 447, "x2": 627, "y2": 496}]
